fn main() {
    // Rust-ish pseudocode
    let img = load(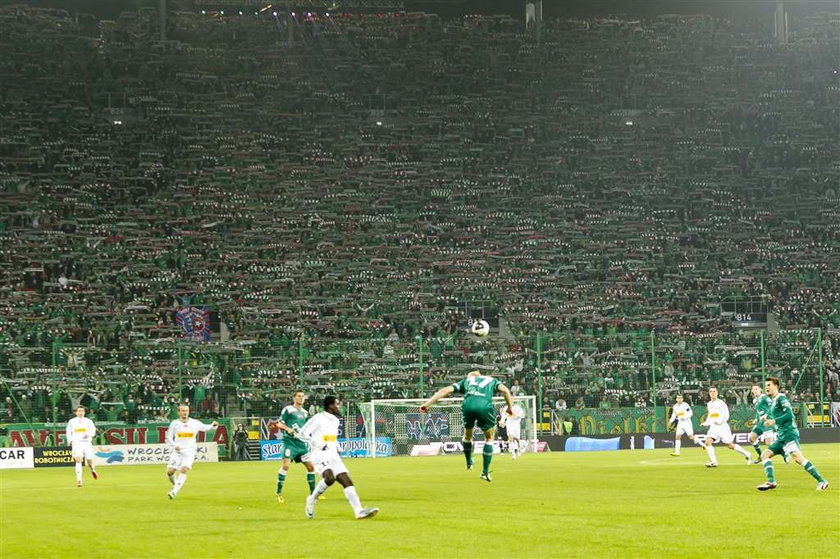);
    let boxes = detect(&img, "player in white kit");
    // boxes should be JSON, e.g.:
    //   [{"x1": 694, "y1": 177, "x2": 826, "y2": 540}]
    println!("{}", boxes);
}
[
  {"x1": 499, "y1": 403, "x2": 526, "y2": 459},
  {"x1": 298, "y1": 396, "x2": 378, "y2": 520},
  {"x1": 668, "y1": 394, "x2": 695, "y2": 456},
  {"x1": 700, "y1": 387, "x2": 751, "y2": 467},
  {"x1": 165, "y1": 404, "x2": 218, "y2": 499},
  {"x1": 66, "y1": 406, "x2": 99, "y2": 487}
]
